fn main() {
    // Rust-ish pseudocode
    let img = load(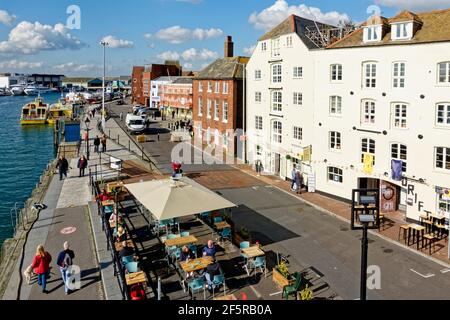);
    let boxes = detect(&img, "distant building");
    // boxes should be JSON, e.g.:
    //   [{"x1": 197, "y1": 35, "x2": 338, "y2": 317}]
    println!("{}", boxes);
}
[
  {"x1": 161, "y1": 77, "x2": 193, "y2": 119},
  {"x1": 27, "y1": 74, "x2": 64, "y2": 88},
  {"x1": 0, "y1": 73, "x2": 28, "y2": 88},
  {"x1": 132, "y1": 66, "x2": 145, "y2": 105}
]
